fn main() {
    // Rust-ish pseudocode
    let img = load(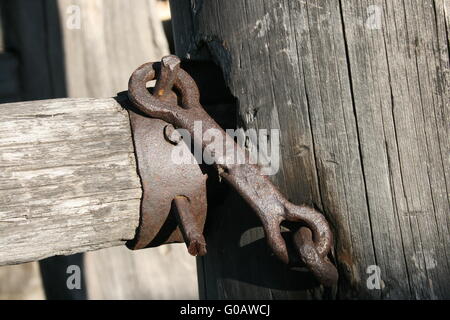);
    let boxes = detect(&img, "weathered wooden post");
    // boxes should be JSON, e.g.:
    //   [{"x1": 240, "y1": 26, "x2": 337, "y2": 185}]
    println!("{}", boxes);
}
[{"x1": 169, "y1": 0, "x2": 450, "y2": 299}]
